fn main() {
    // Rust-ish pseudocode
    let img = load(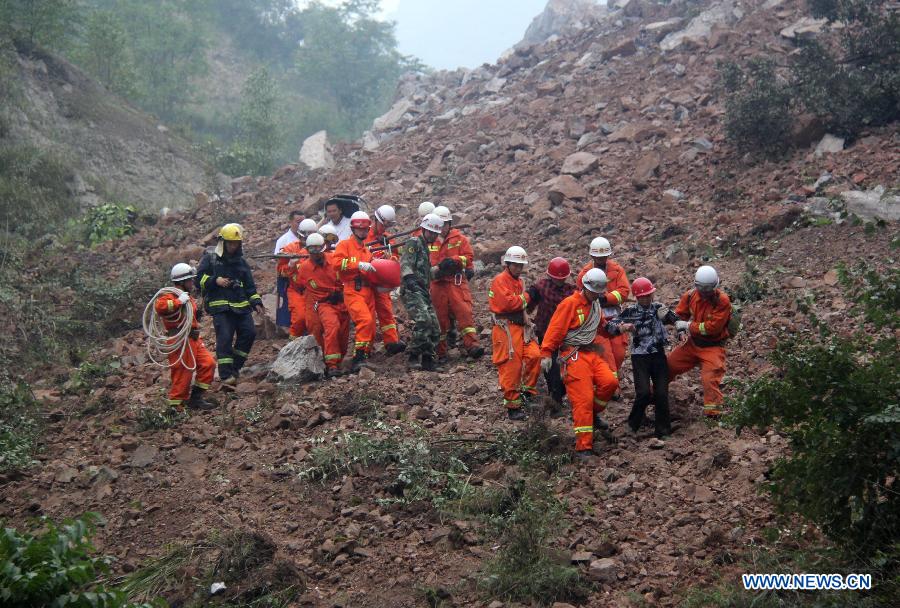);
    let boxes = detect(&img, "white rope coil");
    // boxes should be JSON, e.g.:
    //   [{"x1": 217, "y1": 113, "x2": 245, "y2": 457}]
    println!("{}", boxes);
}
[{"x1": 142, "y1": 287, "x2": 196, "y2": 370}]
